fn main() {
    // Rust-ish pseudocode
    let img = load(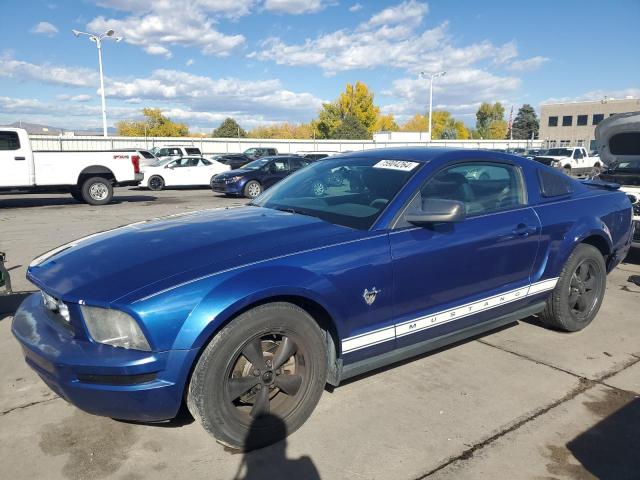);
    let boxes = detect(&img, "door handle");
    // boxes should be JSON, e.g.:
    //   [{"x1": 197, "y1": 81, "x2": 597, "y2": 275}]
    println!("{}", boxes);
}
[
  {"x1": 512, "y1": 224, "x2": 537, "y2": 237},
  {"x1": 14, "y1": 156, "x2": 26, "y2": 161}
]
